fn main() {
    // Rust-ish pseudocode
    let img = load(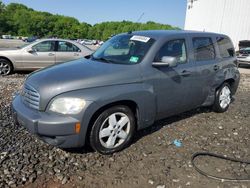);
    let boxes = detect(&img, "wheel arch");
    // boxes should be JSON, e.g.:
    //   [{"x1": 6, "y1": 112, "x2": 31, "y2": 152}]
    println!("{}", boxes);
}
[
  {"x1": 201, "y1": 69, "x2": 240, "y2": 107},
  {"x1": 85, "y1": 100, "x2": 139, "y2": 145},
  {"x1": 0, "y1": 56, "x2": 14, "y2": 69},
  {"x1": 216, "y1": 77, "x2": 239, "y2": 95}
]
